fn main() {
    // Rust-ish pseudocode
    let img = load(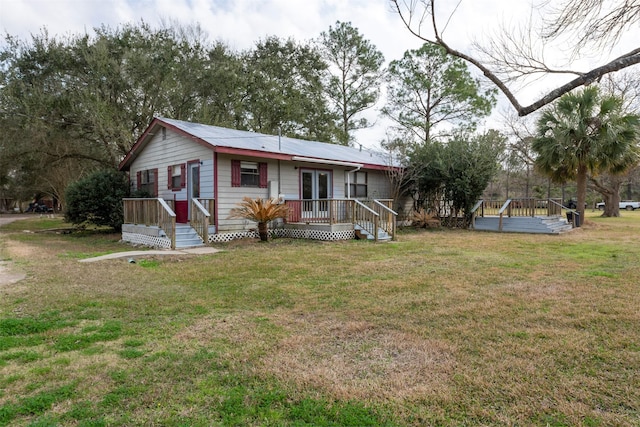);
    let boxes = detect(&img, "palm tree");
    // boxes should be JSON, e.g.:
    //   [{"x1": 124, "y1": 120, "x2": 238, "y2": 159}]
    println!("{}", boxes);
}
[
  {"x1": 532, "y1": 87, "x2": 639, "y2": 220},
  {"x1": 228, "y1": 197, "x2": 289, "y2": 242}
]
